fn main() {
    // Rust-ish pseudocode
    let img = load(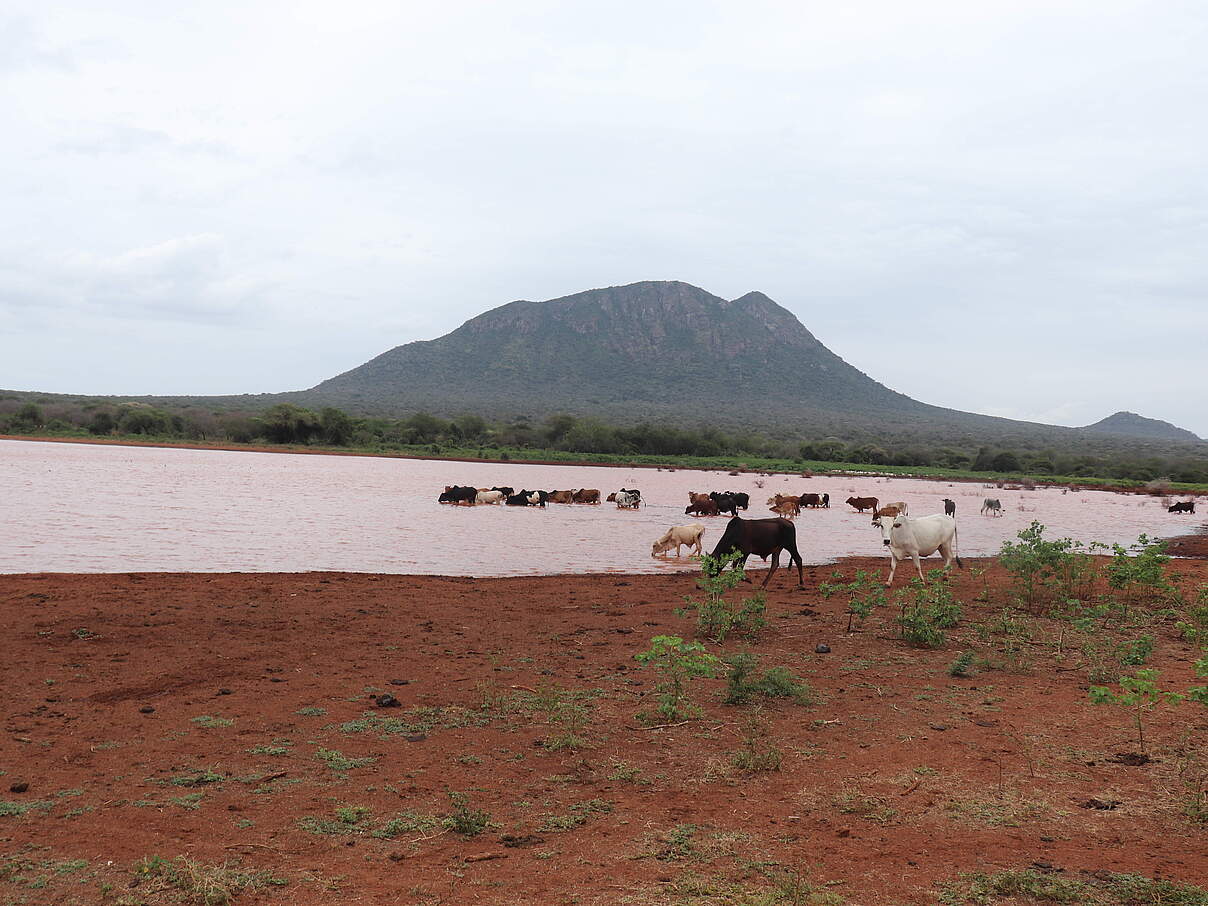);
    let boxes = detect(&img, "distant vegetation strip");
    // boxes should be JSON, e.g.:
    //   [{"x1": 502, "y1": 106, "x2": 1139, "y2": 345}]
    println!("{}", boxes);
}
[{"x1": 3, "y1": 398, "x2": 1208, "y2": 492}]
